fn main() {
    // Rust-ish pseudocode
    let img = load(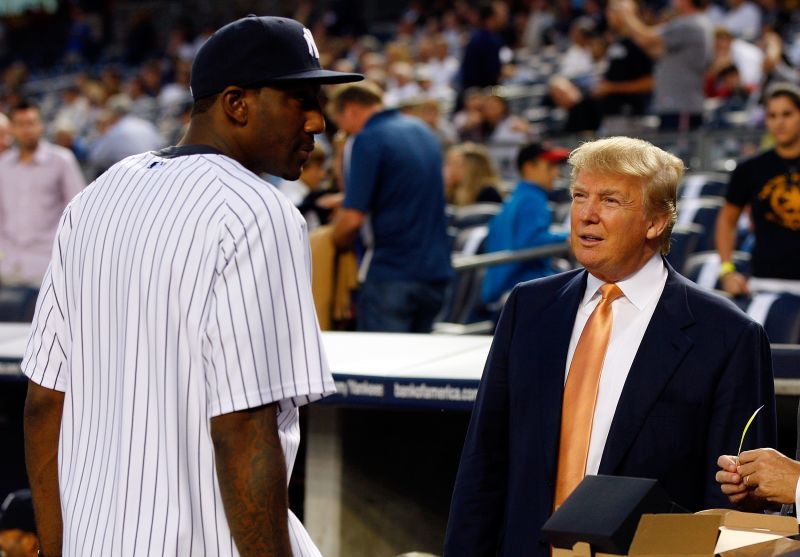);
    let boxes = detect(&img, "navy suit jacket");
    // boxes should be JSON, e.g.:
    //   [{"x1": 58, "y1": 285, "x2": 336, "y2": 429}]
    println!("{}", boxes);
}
[{"x1": 444, "y1": 263, "x2": 777, "y2": 557}]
